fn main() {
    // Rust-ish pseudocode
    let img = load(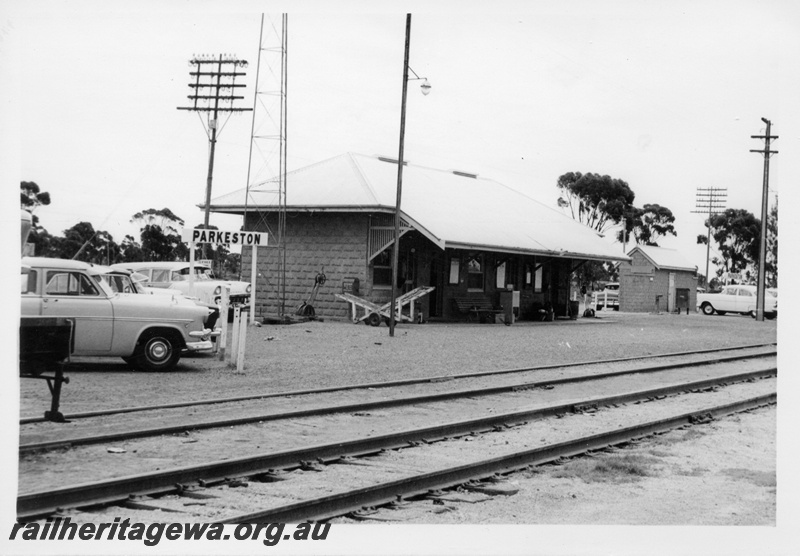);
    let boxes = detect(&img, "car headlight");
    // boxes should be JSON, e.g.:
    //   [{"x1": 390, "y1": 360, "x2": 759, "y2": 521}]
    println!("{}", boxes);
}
[
  {"x1": 214, "y1": 285, "x2": 222, "y2": 296},
  {"x1": 246, "y1": 284, "x2": 252, "y2": 294}
]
